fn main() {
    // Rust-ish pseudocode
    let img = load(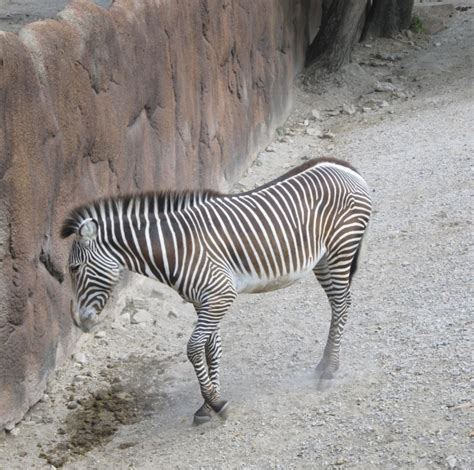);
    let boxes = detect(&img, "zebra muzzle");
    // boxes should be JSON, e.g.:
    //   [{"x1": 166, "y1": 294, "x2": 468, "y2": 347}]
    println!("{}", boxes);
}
[{"x1": 71, "y1": 301, "x2": 99, "y2": 333}]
